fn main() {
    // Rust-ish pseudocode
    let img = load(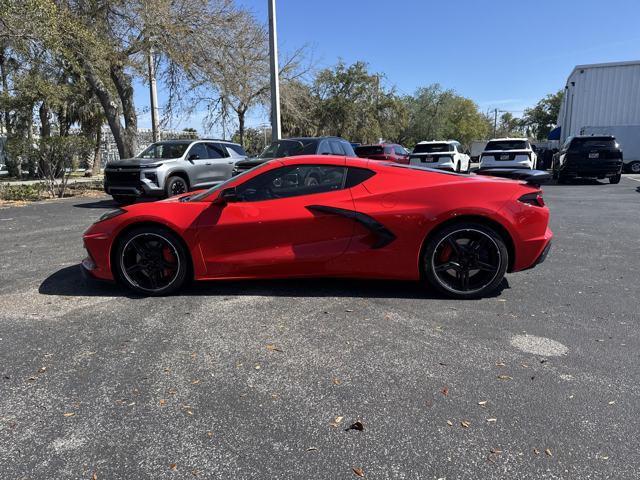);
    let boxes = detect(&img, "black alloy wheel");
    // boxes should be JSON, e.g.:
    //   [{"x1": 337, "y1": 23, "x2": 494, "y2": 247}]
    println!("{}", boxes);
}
[
  {"x1": 424, "y1": 223, "x2": 508, "y2": 299},
  {"x1": 116, "y1": 227, "x2": 188, "y2": 295},
  {"x1": 166, "y1": 176, "x2": 188, "y2": 197}
]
